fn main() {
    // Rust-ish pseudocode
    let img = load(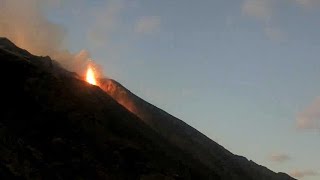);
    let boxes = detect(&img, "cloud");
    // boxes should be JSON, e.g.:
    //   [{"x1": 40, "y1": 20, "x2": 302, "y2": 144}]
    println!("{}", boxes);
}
[
  {"x1": 242, "y1": 0, "x2": 272, "y2": 21},
  {"x1": 290, "y1": 170, "x2": 318, "y2": 178},
  {"x1": 265, "y1": 27, "x2": 287, "y2": 42},
  {"x1": 295, "y1": 0, "x2": 320, "y2": 7},
  {"x1": 242, "y1": 0, "x2": 286, "y2": 41},
  {"x1": 134, "y1": 16, "x2": 161, "y2": 34},
  {"x1": 269, "y1": 153, "x2": 291, "y2": 163},
  {"x1": 87, "y1": 0, "x2": 125, "y2": 47},
  {"x1": 241, "y1": 0, "x2": 320, "y2": 41},
  {"x1": 181, "y1": 88, "x2": 194, "y2": 97},
  {"x1": 296, "y1": 97, "x2": 320, "y2": 130}
]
